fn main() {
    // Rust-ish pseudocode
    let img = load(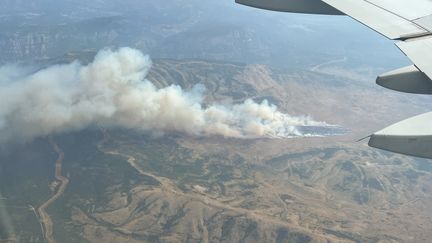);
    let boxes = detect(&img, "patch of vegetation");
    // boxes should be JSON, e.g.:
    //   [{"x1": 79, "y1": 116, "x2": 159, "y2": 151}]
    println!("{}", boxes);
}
[
  {"x1": 353, "y1": 190, "x2": 369, "y2": 205},
  {"x1": 0, "y1": 138, "x2": 55, "y2": 241},
  {"x1": 267, "y1": 148, "x2": 342, "y2": 169},
  {"x1": 364, "y1": 178, "x2": 384, "y2": 191},
  {"x1": 276, "y1": 228, "x2": 312, "y2": 243}
]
